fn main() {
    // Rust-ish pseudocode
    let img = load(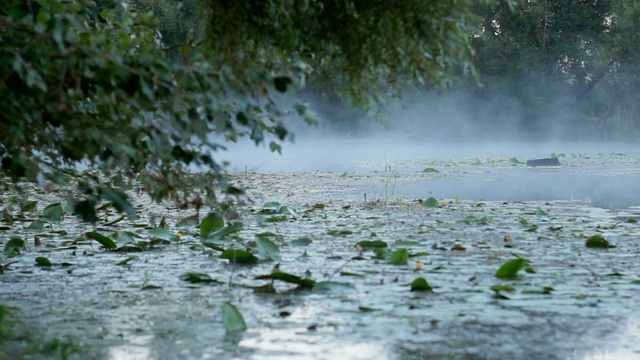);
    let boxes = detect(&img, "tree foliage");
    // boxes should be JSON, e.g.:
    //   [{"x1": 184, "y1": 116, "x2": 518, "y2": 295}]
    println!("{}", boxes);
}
[
  {"x1": 1, "y1": 0, "x2": 488, "y2": 217},
  {"x1": 470, "y1": 0, "x2": 640, "y2": 138}
]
